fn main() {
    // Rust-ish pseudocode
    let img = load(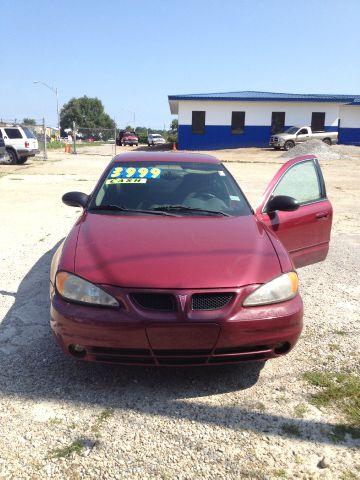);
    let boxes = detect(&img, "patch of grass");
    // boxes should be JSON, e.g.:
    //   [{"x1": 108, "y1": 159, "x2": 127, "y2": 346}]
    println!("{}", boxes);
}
[
  {"x1": 254, "y1": 402, "x2": 266, "y2": 412},
  {"x1": 281, "y1": 423, "x2": 302, "y2": 437},
  {"x1": 329, "y1": 424, "x2": 360, "y2": 442},
  {"x1": 334, "y1": 330, "x2": 347, "y2": 336},
  {"x1": 49, "y1": 418, "x2": 62, "y2": 426},
  {"x1": 51, "y1": 440, "x2": 84, "y2": 458},
  {"x1": 293, "y1": 403, "x2": 307, "y2": 419},
  {"x1": 97, "y1": 408, "x2": 114, "y2": 423},
  {"x1": 303, "y1": 371, "x2": 360, "y2": 427},
  {"x1": 273, "y1": 469, "x2": 286, "y2": 477},
  {"x1": 91, "y1": 408, "x2": 114, "y2": 438},
  {"x1": 340, "y1": 471, "x2": 359, "y2": 480}
]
